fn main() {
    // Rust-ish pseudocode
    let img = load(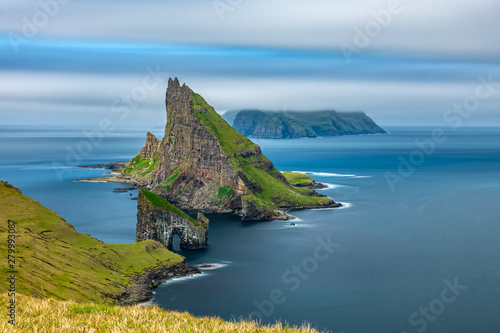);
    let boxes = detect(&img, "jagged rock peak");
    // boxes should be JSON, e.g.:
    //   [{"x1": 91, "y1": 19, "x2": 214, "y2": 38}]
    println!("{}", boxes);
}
[
  {"x1": 165, "y1": 78, "x2": 191, "y2": 108},
  {"x1": 138, "y1": 132, "x2": 160, "y2": 159},
  {"x1": 122, "y1": 79, "x2": 340, "y2": 220},
  {"x1": 164, "y1": 78, "x2": 194, "y2": 137}
]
